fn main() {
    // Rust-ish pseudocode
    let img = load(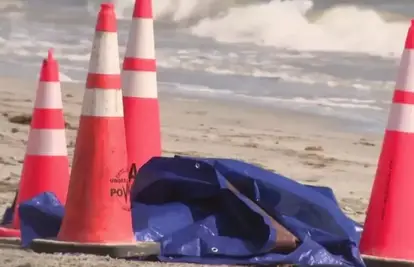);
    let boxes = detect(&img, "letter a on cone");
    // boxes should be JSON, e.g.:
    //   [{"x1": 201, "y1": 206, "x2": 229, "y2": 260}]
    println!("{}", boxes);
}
[
  {"x1": 360, "y1": 20, "x2": 414, "y2": 265},
  {"x1": 29, "y1": 3, "x2": 159, "y2": 258}
]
